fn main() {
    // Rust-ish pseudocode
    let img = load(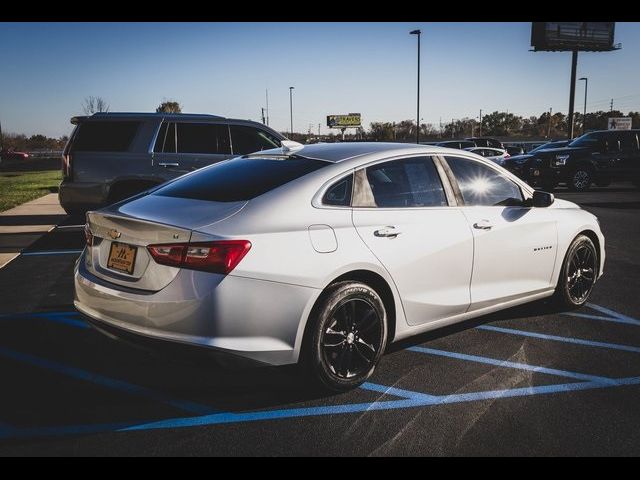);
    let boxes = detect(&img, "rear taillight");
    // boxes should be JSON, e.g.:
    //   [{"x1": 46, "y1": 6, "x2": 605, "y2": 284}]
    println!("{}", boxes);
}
[
  {"x1": 84, "y1": 224, "x2": 93, "y2": 247},
  {"x1": 147, "y1": 240, "x2": 251, "y2": 275}
]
